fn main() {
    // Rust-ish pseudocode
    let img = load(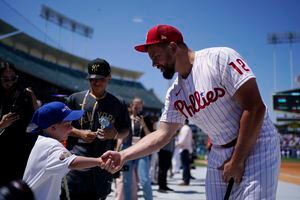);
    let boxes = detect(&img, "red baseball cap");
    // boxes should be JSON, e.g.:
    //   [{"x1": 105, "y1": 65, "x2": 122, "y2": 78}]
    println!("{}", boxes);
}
[{"x1": 134, "y1": 25, "x2": 184, "y2": 52}]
